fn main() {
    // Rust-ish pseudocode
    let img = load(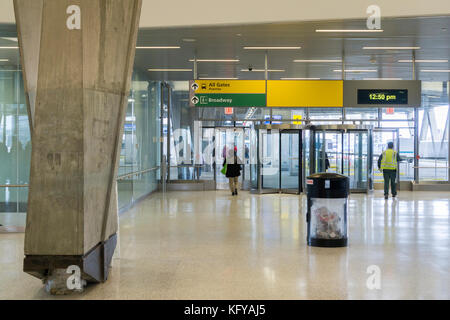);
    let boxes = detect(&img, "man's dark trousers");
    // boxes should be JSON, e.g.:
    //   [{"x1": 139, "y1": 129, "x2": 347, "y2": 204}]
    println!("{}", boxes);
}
[{"x1": 383, "y1": 169, "x2": 397, "y2": 196}]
